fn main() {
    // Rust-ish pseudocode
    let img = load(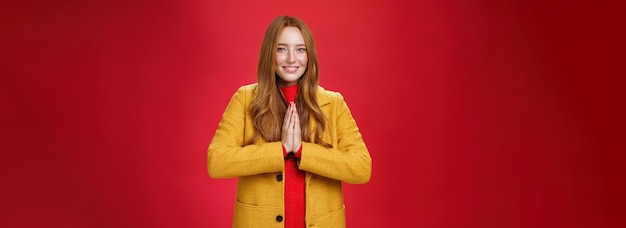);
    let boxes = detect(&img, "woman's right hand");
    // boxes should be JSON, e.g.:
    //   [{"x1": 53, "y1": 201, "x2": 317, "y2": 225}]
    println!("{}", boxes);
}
[{"x1": 281, "y1": 102, "x2": 301, "y2": 154}]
